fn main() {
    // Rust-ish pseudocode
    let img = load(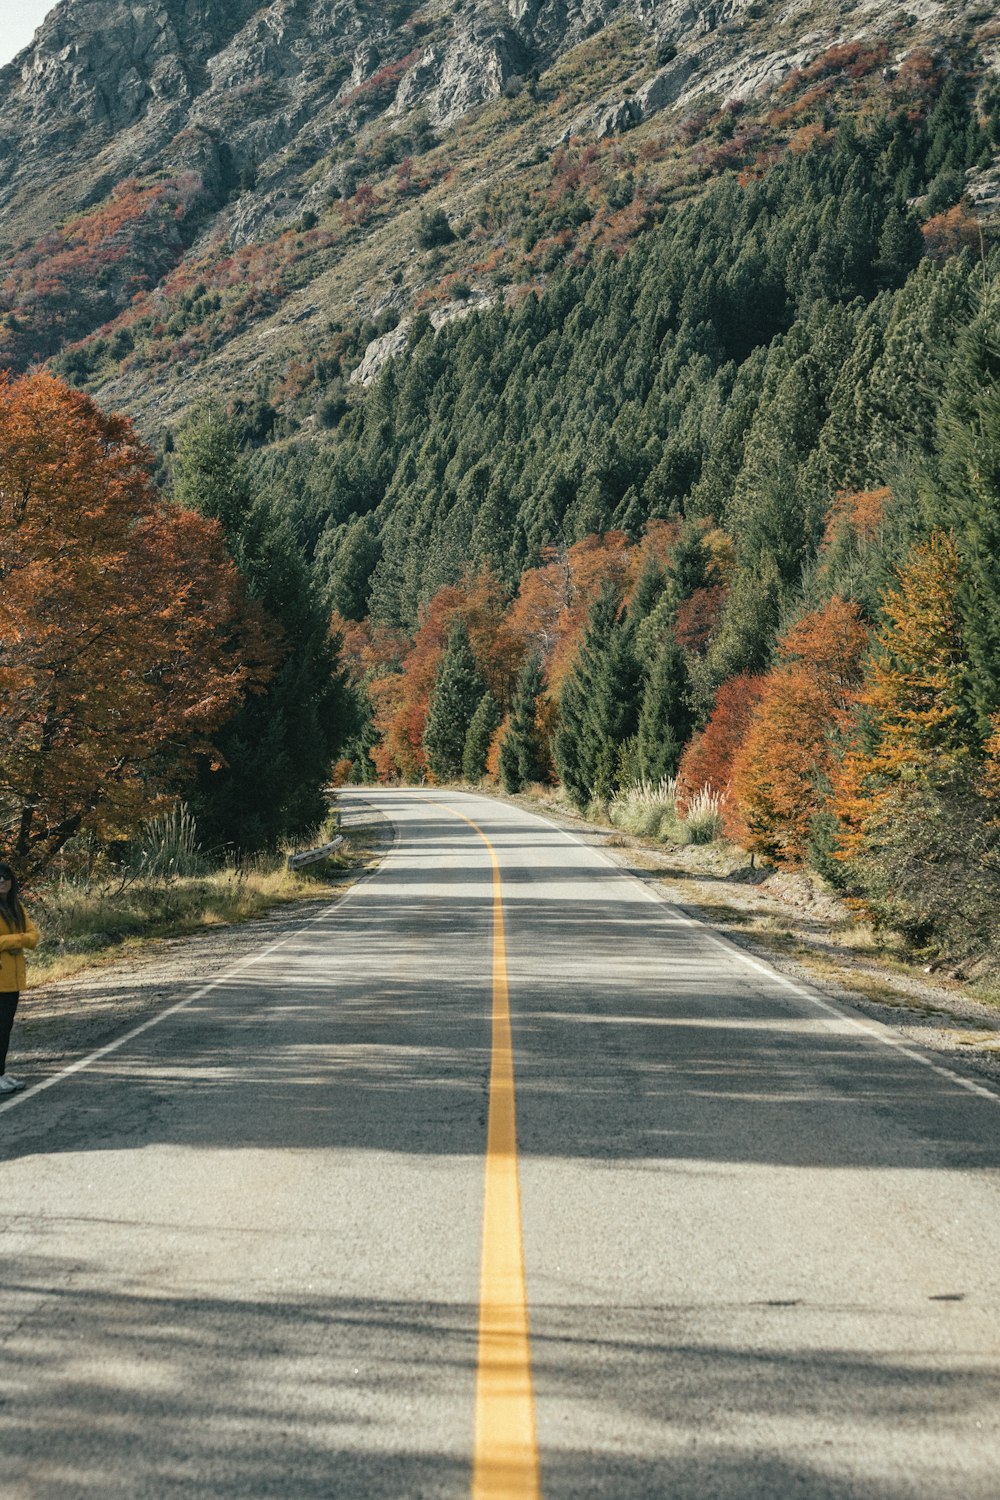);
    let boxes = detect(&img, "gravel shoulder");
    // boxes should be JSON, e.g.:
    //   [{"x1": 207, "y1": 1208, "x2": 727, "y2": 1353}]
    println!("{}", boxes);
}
[
  {"x1": 10, "y1": 809, "x2": 393, "y2": 1086},
  {"x1": 512, "y1": 793, "x2": 1000, "y2": 1095}
]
